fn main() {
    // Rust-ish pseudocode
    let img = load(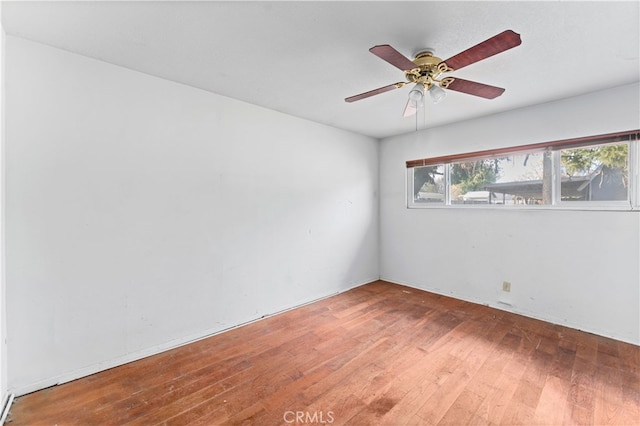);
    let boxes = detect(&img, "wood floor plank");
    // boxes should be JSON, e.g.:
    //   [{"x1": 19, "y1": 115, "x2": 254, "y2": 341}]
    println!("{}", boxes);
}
[
  {"x1": 7, "y1": 280, "x2": 640, "y2": 426},
  {"x1": 378, "y1": 352, "x2": 463, "y2": 424},
  {"x1": 532, "y1": 375, "x2": 572, "y2": 425},
  {"x1": 438, "y1": 389, "x2": 485, "y2": 425},
  {"x1": 474, "y1": 363, "x2": 523, "y2": 424}
]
